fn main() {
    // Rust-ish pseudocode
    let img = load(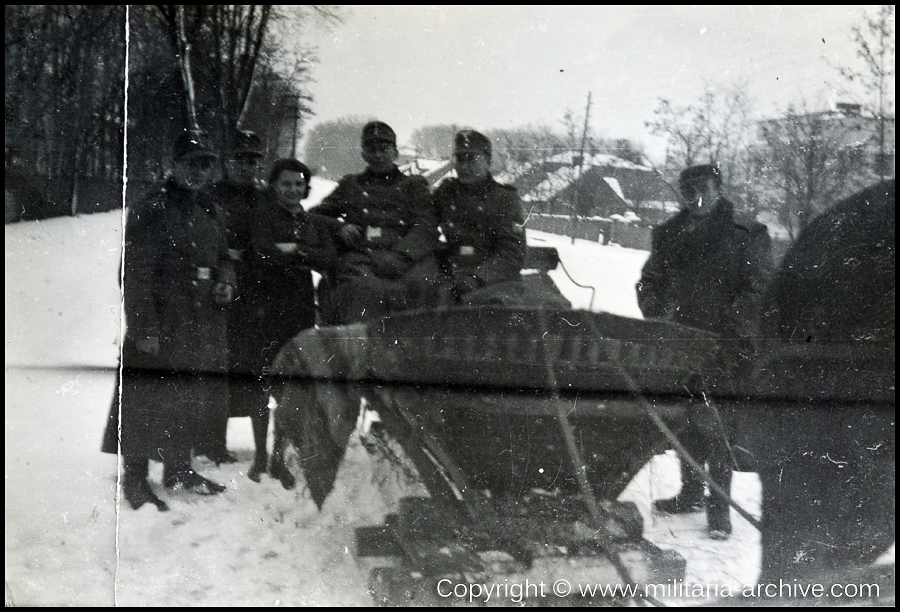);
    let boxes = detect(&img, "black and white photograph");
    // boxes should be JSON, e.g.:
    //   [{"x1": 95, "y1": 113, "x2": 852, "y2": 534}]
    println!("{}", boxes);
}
[{"x1": 5, "y1": 5, "x2": 895, "y2": 606}]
